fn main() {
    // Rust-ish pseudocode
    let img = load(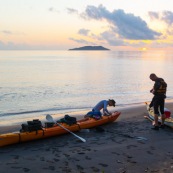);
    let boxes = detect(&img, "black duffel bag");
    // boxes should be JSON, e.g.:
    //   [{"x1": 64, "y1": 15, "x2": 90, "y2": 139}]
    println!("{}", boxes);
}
[
  {"x1": 20, "y1": 119, "x2": 43, "y2": 132},
  {"x1": 57, "y1": 115, "x2": 77, "y2": 125}
]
